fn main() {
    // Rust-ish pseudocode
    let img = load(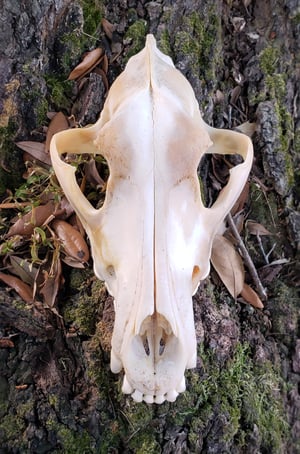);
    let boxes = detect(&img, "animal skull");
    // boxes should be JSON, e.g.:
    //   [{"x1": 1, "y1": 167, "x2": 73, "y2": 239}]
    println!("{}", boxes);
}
[{"x1": 50, "y1": 35, "x2": 253, "y2": 404}]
